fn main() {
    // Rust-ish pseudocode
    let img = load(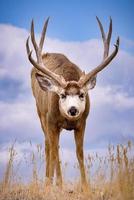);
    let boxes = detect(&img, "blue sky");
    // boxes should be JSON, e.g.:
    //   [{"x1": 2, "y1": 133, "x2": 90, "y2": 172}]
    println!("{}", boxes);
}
[
  {"x1": 0, "y1": 0, "x2": 134, "y2": 41},
  {"x1": 0, "y1": 0, "x2": 134, "y2": 180}
]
